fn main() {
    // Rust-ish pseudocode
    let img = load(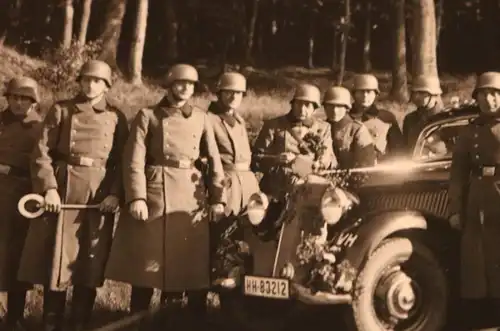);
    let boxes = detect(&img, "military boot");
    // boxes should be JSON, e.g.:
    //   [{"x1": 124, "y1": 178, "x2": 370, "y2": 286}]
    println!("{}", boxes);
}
[
  {"x1": 42, "y1": 290, "x2": 67, "y2": 331},
  {"x1": 69, "y1": 286, "x2": 97, "y2": 331},
  {"x1": 130, "y1": 286, "x2": 154, "y2": 331},
  {"x1": 4, "y1": 290, "x2": 28, "y2": 331}
]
